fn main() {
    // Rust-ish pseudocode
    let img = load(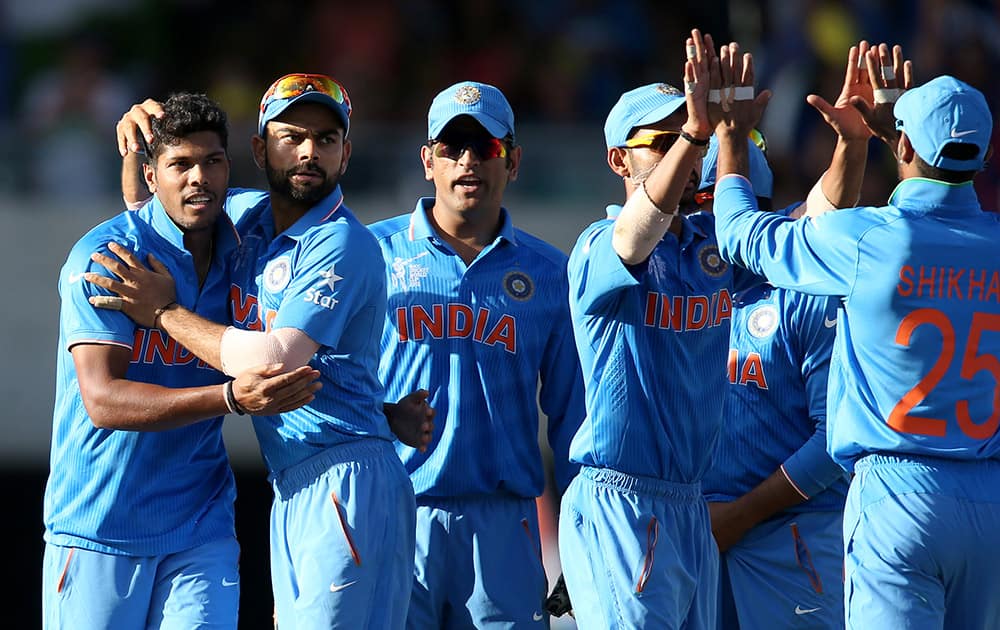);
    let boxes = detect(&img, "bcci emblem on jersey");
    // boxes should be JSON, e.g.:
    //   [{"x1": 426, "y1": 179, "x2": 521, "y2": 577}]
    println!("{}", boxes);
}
[
  {"x1": 747, "y1": 304, "x2": 779, "y2": 338},
  {"x1": 503, "y1": 271, "x2": 535, "y2": 301},
  {"x1": 264, "y1": 256, "x2": 292, "y2": 293},
  {"x1": 698, "y1": 244, "x2": 728, "y2": 278}
]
